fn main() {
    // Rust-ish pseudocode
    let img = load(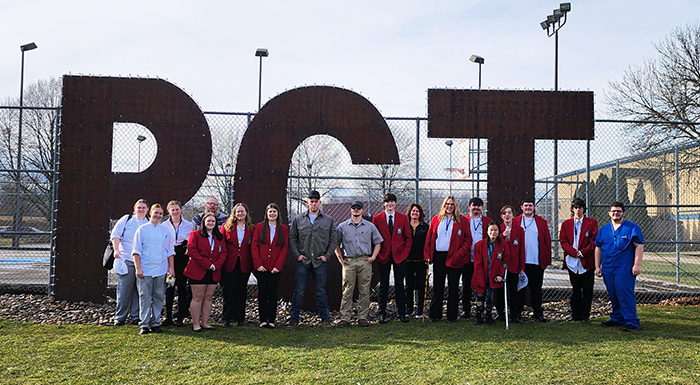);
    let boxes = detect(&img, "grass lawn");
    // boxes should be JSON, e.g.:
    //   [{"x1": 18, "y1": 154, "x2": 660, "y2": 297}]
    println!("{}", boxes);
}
[{"x1": 1, "y1": 305, "x2": 699, "y2": 384}]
